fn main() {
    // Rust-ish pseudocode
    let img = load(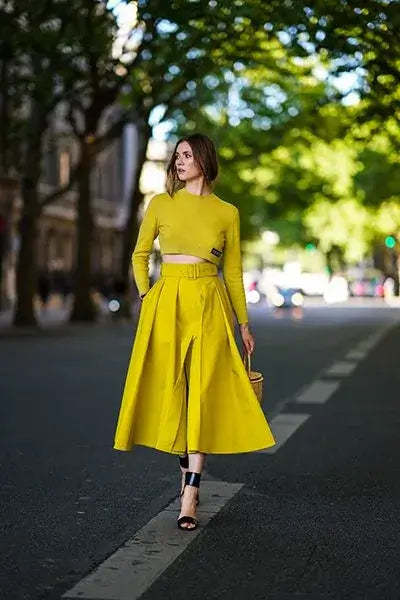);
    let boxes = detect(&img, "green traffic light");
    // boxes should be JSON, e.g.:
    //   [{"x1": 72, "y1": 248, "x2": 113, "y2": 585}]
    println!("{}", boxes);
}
[
  {"x1": 385, "y1": 235, "x2": 396, "y2": 249},
  {"x1": 305, "y1": 243, "x2": 316, "y2": 251}
]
